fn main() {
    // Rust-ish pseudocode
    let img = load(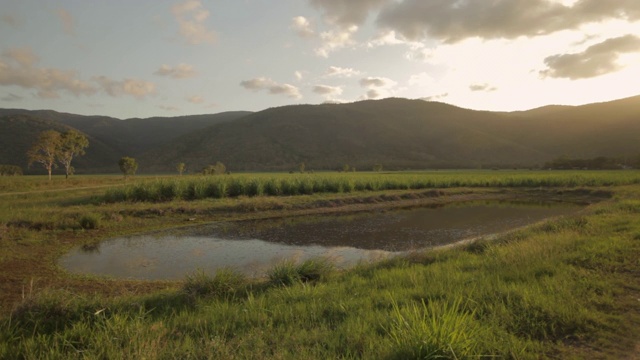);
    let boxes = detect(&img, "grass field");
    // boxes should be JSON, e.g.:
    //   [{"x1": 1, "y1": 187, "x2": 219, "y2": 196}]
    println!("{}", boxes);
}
[{"x1": 1, "y1": 171, "x2": 639, "y2": 359}]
